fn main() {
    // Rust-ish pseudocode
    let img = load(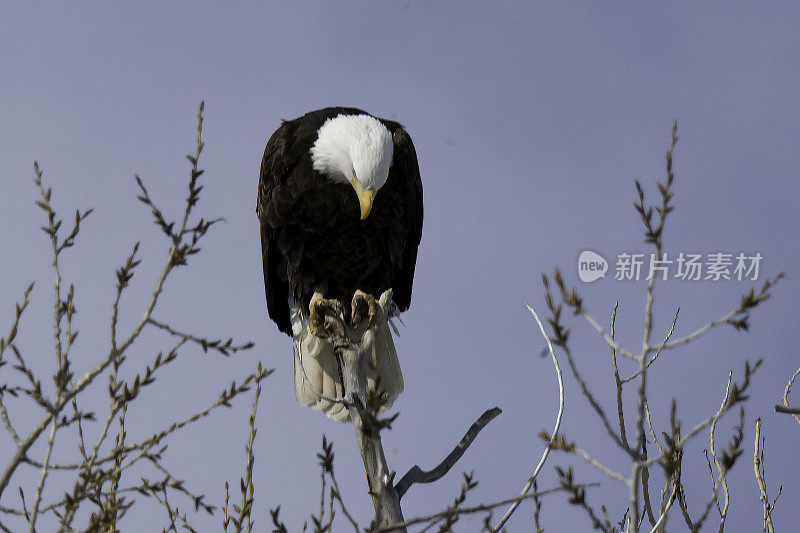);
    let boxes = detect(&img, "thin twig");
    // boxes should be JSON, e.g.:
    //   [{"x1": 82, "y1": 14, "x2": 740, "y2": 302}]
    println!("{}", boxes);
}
[
  {"x1": 776, "y1": 367, "x2": 800, "y2": 425},
  {"x1": 574, "y1": 447, "x2": 629, "y2": 485},
  {"x1": 630, "y1": 120, "x2": 678, "y2": 533},
  {"x1": 0, "y1": 283, "x2": 34, "y2": 447},
  {"x1": 492, "y1": 303, "x2": 564, "y2": 531},
  {"x1": 27, "y1": 419, "x2": 57, "y2": 532},
  {"x1": 703, "y1": 450, "x2": 721, "y2": 518},
  {"x1": 708, "y1": 372, "x2": 733, "y2": 531},
  {"x1": 621, "y1": 308, "x2": 679, "y2": 384},
  {"x1": 151, "y1": 487, "x2": 198, "y2": 533},
  {"x1": 660, "y1": 309, "x2": 739, "y2": 351},
  {"x1": 693, "y1": 468, "x2": 733, "y2": 531},
  {"x1": 33, "y1": 163, "x2": 65, "y2": 371},
  {"x1": 641, "y1": 441, "x2": 657, "y2": 527},
  {"x1": 610, "y1": 301, "x2": 630, "y2": 450},
  {"x1": 236, "y1": 362, "x2": 263, "y2": 532},
  {"x1": 532, "y1": 478, "x2": 543, "y2": 533},
  {"x1": 581, "y1": 310, "x2": 639, "y2": 362},
  {"x1": 647, "y1": 480, "x2": 678, "y2": 533},
  {"x1": 644, "y1": 372, "x2": 734, "y2": 469},
  {"x1": 753, "y1": 418, "x2": 776, "y2": 533},
  {"x1": 644, "y1": 398, "x2": 663, "y2": 454},
  {"x1": 329, "y1": 468, "x2": 359, "y2": 531},
  {"x1": 373, "y1": 484, "x2": 598, "y2": 532},
  {"x1": 563, "y1": 336, "x2": 627, "y2": 451},
  {"x1": 147, "y1": 317, "x2": 253, "y2": 356}
]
